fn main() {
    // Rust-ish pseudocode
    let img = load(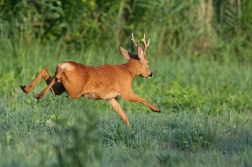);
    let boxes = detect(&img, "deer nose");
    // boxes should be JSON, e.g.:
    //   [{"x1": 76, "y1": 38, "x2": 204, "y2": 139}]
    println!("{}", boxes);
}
[{"x1": 149, "y1": 72, "x2": 153, "y2": 77}]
